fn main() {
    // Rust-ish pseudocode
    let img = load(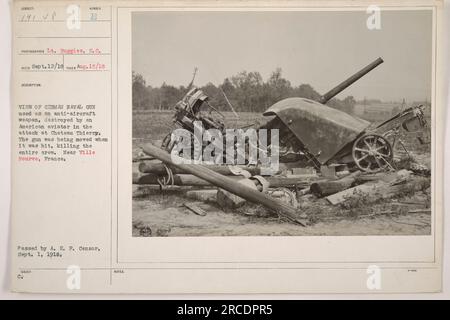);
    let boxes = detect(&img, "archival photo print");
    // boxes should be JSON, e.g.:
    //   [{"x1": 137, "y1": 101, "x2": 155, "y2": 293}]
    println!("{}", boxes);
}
[{"x1": 131, "y1": 9, "x2": 433, "y2": 237}]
